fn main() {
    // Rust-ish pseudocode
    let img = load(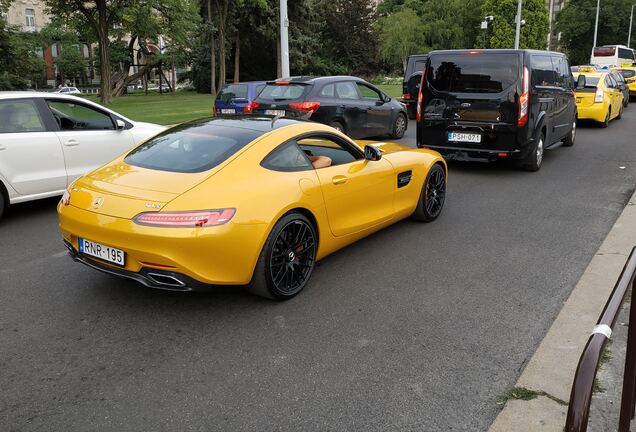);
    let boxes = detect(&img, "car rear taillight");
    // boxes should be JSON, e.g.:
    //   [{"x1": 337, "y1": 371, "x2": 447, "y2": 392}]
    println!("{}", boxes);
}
[
  {"x1": 403, "y1": 93, "x2": 411, "y2": 99},
  {"x1": 61, "y1": 190, "x2": 70, "y2": 206},
  {"x1": 246, "y1": 101, "x2": 259, "y2": 113},
  {"x1": 518, "y1": 66, "x2": 530, "y2": 127},
  {"x1": 134, "y1": 209, "x2": 236, "y2": 228},
  {"x1": 594, "y1": 88, "x2": 604, "y2": 103},
  {"x1": 416, "y1": 66, "x2": 426, "y2": 123},
  {"x1": 275, "y1": 81, "x2": 290, "y2": 85},
  {"x1": 289, "y1": 101, "x2": 320, "y2": 113}
]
